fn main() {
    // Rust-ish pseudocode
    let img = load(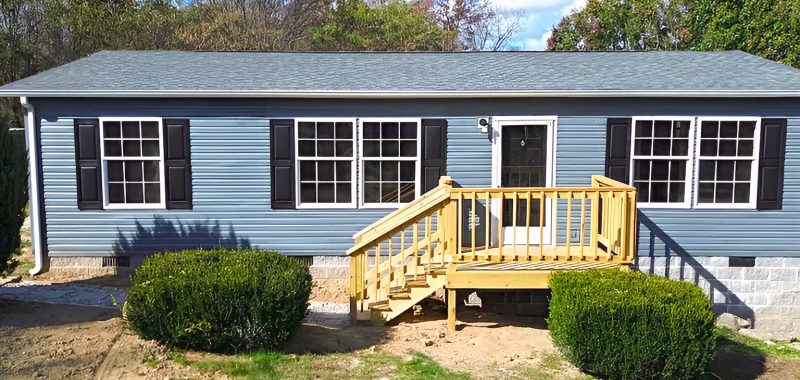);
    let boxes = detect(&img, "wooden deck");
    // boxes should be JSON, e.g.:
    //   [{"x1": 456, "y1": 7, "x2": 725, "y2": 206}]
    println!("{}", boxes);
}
[{"x1": 348, "y1": 175, "x2": 638, "y2": 330}]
